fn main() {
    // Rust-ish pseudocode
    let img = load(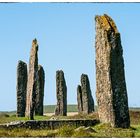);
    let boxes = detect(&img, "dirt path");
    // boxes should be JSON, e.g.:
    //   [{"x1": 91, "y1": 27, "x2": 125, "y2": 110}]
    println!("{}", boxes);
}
[{"x1": 44, "y1": 112, "x2": 78, "y2": 116}]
